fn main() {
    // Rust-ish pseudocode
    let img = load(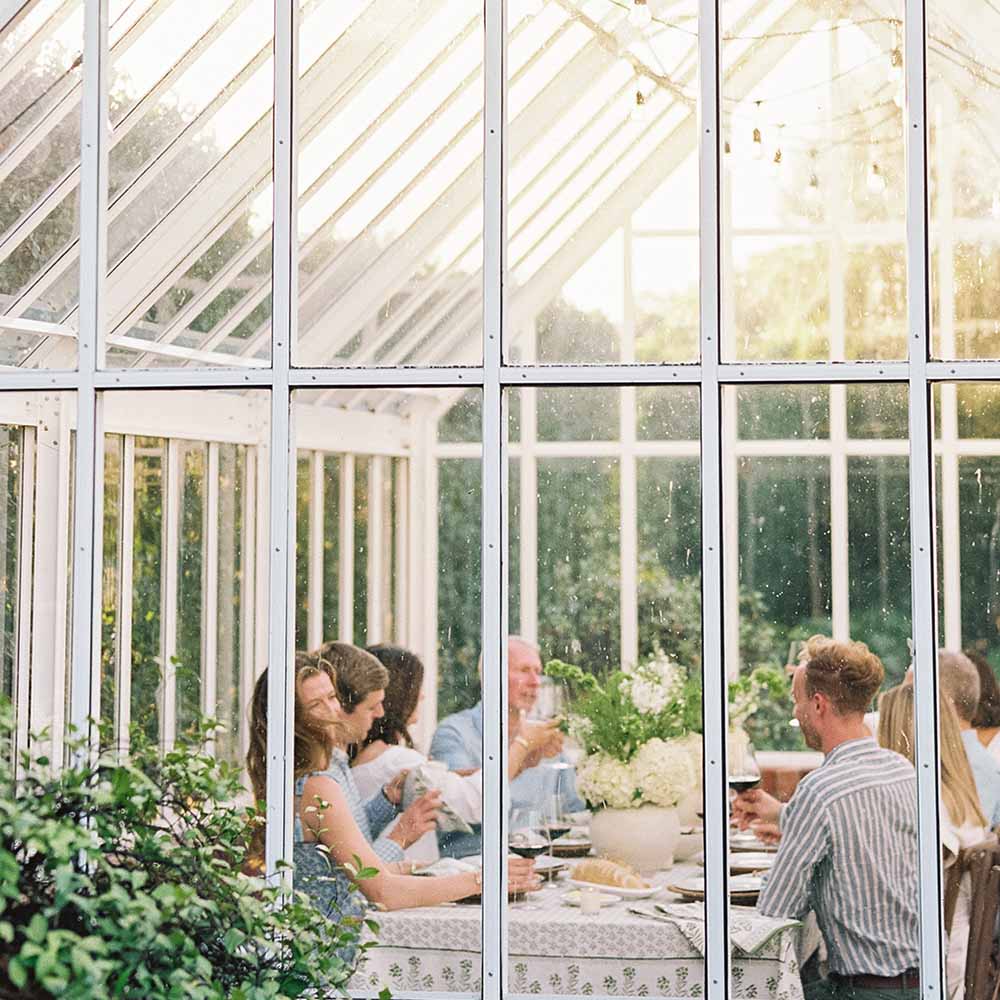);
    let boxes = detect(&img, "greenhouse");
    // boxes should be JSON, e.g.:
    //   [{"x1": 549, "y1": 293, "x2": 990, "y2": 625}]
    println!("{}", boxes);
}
[{"x1": 3, "y1": 0, "x2": 1000, "y2": 997}]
